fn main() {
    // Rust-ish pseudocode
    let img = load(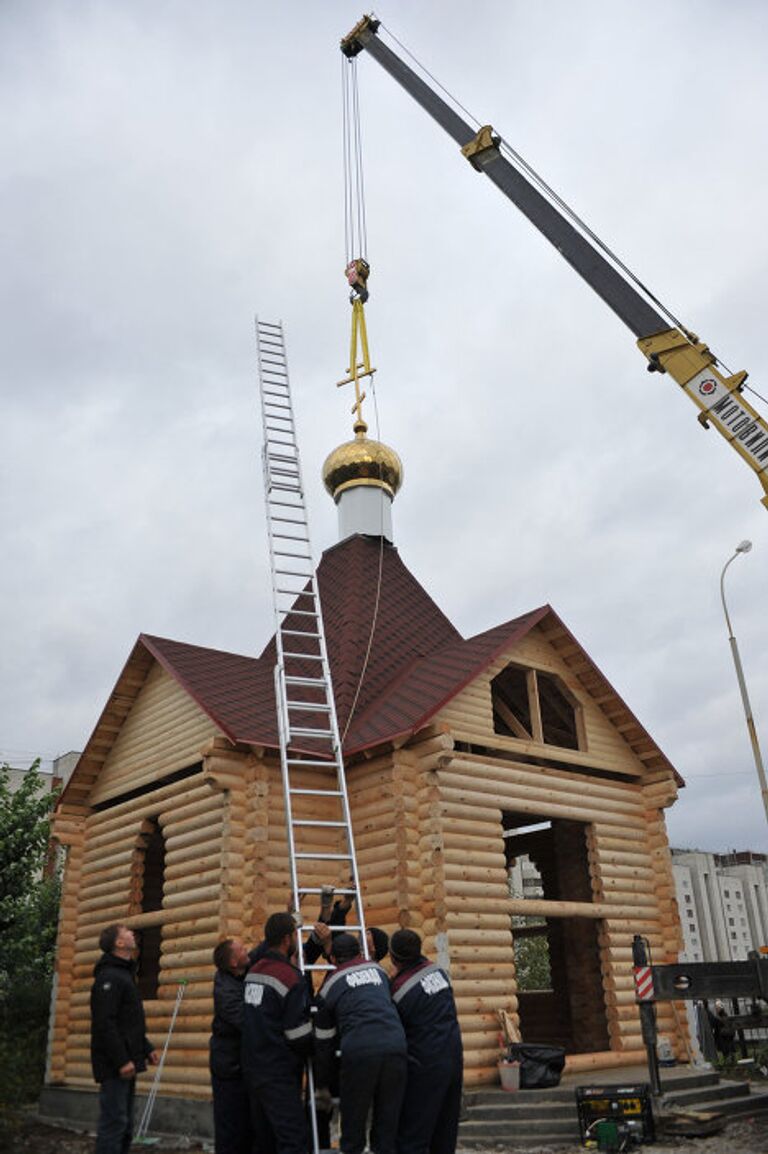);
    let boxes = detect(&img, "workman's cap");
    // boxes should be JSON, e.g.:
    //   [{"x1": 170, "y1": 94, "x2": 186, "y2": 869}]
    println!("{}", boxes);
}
[
  {"x1": 390, "y1": 928, "x2": 422, "y2": 963},
  {"x1": 331, "y1": 933, "x2": 361, "y2": 963}
]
